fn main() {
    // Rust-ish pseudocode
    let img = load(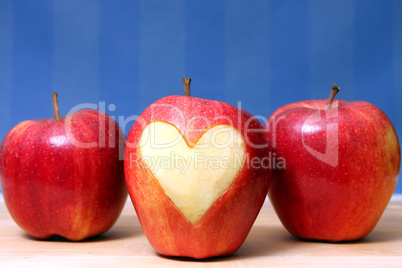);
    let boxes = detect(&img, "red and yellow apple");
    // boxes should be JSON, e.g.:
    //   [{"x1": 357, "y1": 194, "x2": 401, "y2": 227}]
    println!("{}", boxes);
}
[
  {"x1": 266, "y1": 84, "x2": 400, "y2": 241},
  {"x1": 124, "y1": 78, "x2": 271, "y2": 259},
  {"x1": 0, "y1": 93, "x2": 127, "y2": 241}
]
